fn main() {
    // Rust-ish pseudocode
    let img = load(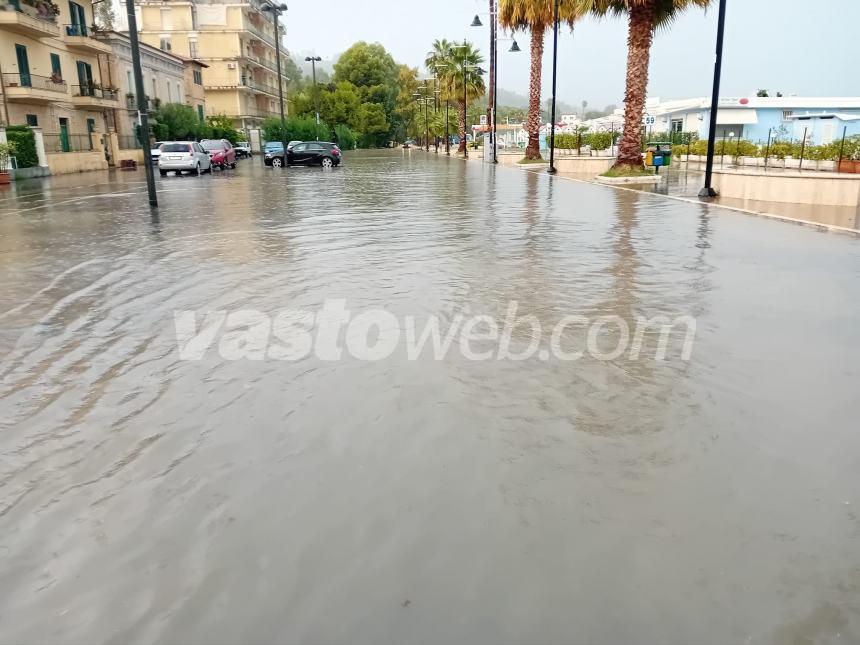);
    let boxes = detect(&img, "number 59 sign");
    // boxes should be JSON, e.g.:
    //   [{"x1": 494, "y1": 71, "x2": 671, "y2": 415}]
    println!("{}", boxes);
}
[{"x1": 643, "y1": 114, "x2": 656, "y2": 126}]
